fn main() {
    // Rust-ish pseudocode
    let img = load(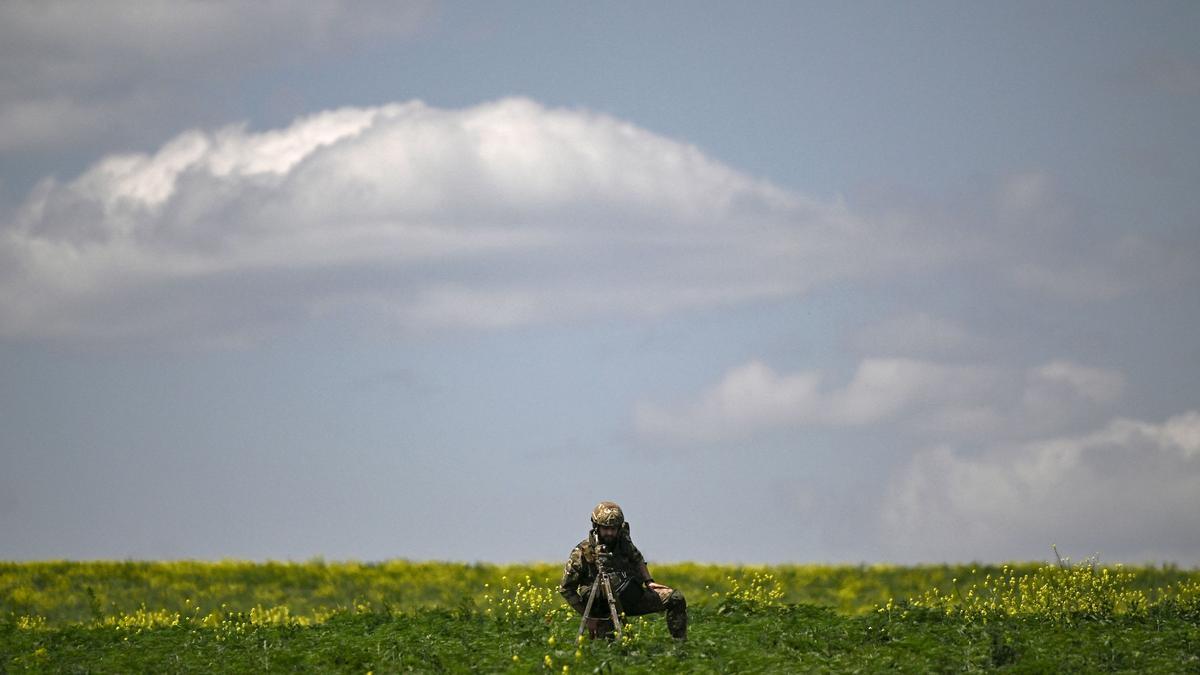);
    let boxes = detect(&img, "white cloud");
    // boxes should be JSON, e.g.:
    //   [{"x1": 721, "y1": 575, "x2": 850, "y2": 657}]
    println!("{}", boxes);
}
[
  {"x1": 636, "y1": 361, "x2": 823, "y2": 443},
  {"x1": 636, "y1": 357, "x2": 1124, "y2": 444},
  {"x1": 636, "y1": 358, "x2": 1001, "y2": 443},
  {"x1": 2, "y1": 98, "x2": 937, "y2": 344},
  {"x1": 1031, "y1": 361, "x2": 1124, "y2": 404},
  {"x1": 881, "y1": 410, "x2": 1200, "y2": 563},
  {"x1": 4, "y1": 90, "x2": 1192, "y2": 346},
  {"x1": 827, "y1": 359, "x2": 1000, "y2": 425}
]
